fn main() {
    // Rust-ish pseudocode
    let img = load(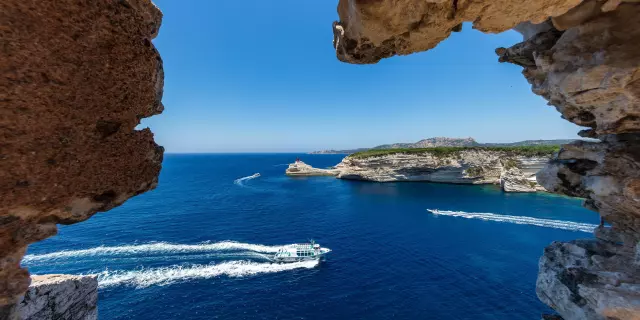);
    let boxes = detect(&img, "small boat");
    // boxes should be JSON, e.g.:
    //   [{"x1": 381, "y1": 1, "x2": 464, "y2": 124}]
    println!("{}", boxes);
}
[
  {"x1": 273, "y1": 240, "x2": 331, "y2": 263},
  {"x1": 251, "y1": 173, "x2": 261, "y2": 178}
]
